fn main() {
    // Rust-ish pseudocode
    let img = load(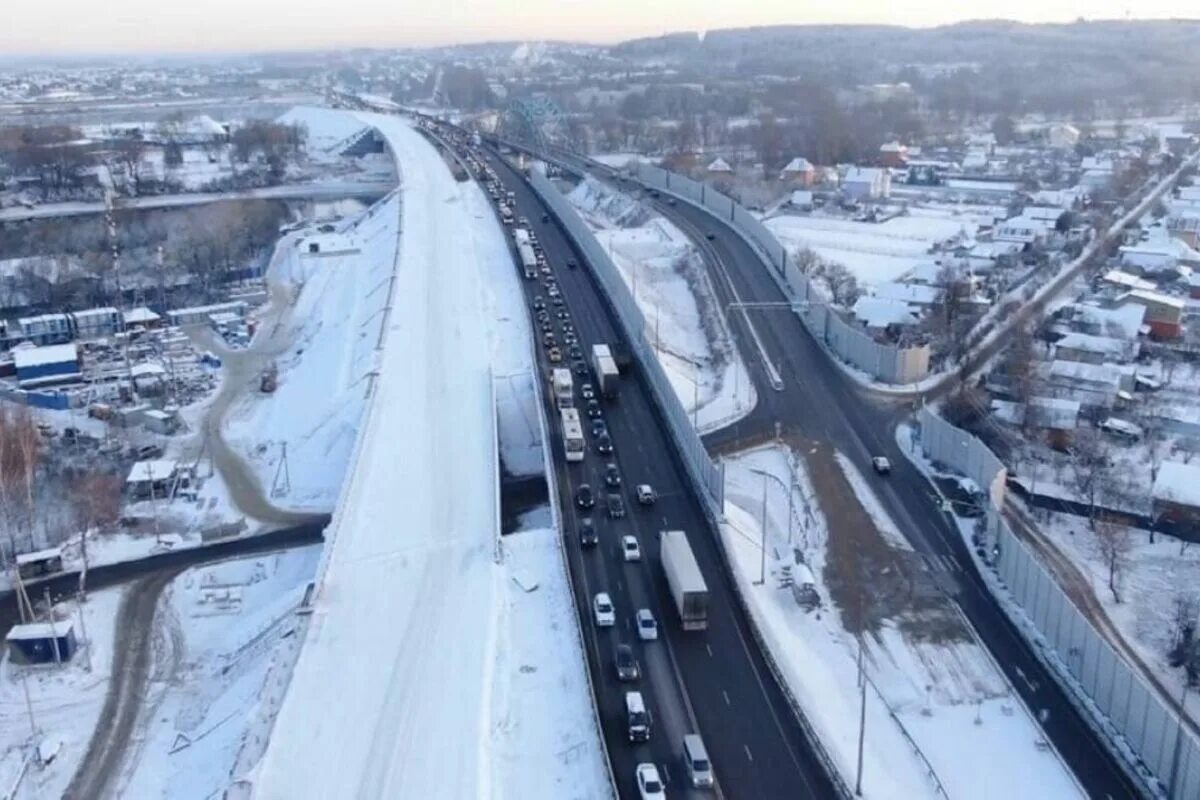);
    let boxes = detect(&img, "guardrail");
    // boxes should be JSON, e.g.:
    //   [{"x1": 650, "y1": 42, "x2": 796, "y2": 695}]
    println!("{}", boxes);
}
[
  {"x1": 916, "y1": 407, "x2": 1200, "y2": 799},
  {"x1": 523, "y1": 164, "x2": 852, "y2": 799}
]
